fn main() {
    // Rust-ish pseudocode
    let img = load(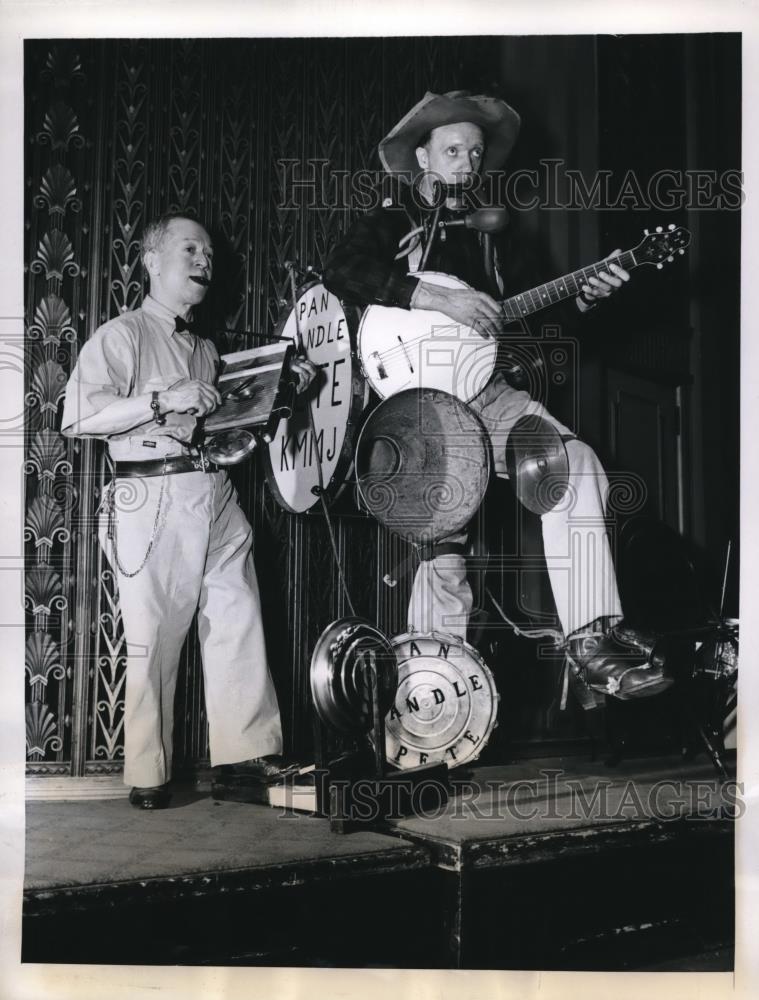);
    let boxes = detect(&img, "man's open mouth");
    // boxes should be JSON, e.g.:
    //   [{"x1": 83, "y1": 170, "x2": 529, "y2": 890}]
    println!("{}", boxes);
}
[{"x1": 190, "y1": 275, "x2": 210, "y2": 286}]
